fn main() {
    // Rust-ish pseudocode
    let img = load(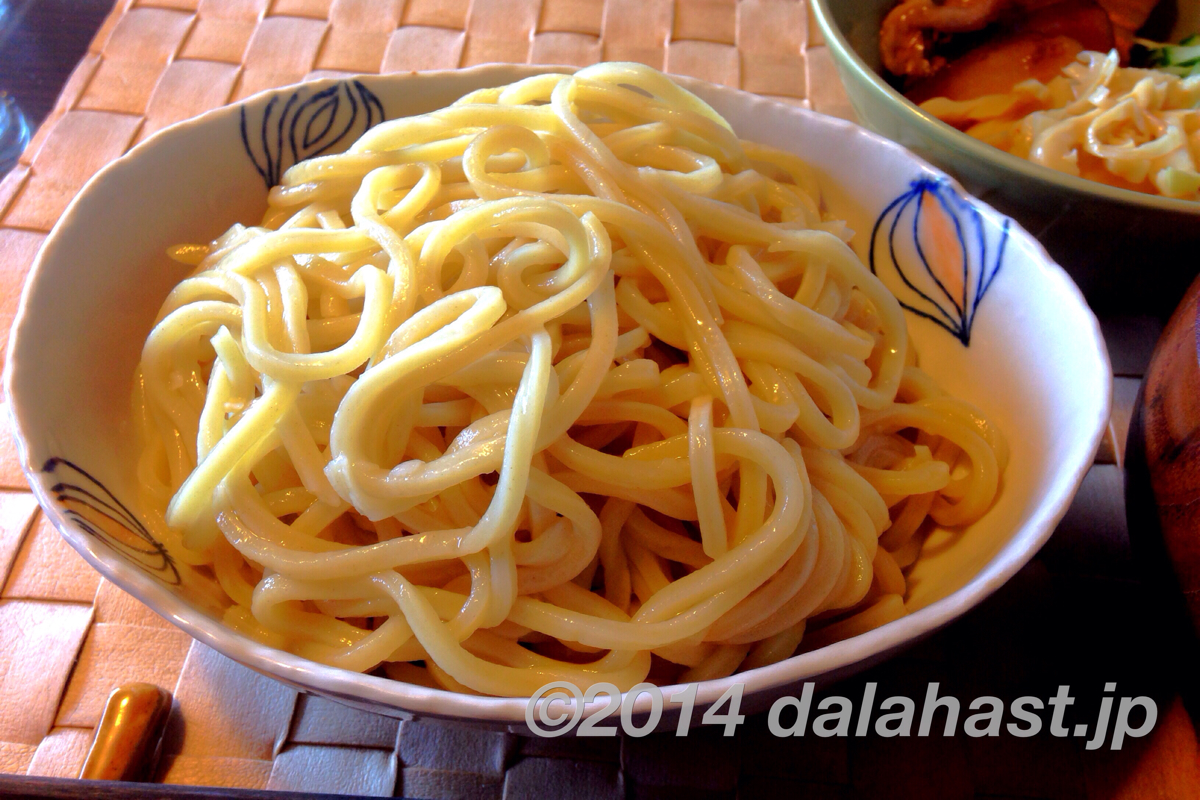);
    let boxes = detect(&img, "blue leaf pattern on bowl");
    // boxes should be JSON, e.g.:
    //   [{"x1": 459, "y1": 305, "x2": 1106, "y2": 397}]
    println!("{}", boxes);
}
[
  {"x1": 241, "y1": 80, "x2": 386, "y2": 188},
  {"x1": 869, "y1": 177, "x2": 1010, "y2": 346},
  {"x1": 43, "y1": 457, "x2": 180, "y2": 585}
]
